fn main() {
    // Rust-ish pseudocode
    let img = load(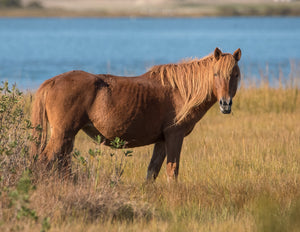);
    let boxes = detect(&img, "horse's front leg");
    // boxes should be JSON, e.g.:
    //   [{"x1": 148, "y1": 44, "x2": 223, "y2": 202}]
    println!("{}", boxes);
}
[
  {"x1": 147, "y1": 142, "x2": 166, "y2": 181},
  {"x1": 164, "y1": 132, "x2": 184, "y2": 182}
]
